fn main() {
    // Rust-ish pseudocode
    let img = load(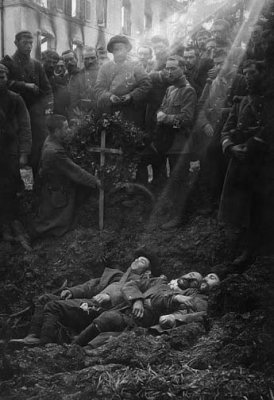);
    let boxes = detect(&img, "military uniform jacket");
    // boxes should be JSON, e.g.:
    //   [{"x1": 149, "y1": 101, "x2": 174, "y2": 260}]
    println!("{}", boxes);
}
[
  {"x1": 2, "y1": 51, "x2": 52, "y2": 110},
  {"x1": 95, "y1": 59, "x2": 151, "y2": 127},
  {"x1": 122, "y1": 278, "x2": 208, "y2": 316},
  {"x1": 34, "y1": 136, "x2": 98, "y2": 237},
  {"x1": 0, "y1": 88, "x2": 32, "y2": 156},
  {"x1": 158, "y1": 80, "x2": 197, "y2": 154}
]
